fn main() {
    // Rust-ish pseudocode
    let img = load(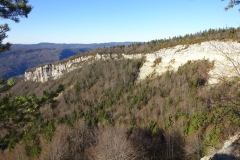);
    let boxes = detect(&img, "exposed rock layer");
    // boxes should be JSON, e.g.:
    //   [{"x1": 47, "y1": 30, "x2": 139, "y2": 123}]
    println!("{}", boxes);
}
[{"x1": 25, "y1": 41, "x2": 240, "y2": 84}]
